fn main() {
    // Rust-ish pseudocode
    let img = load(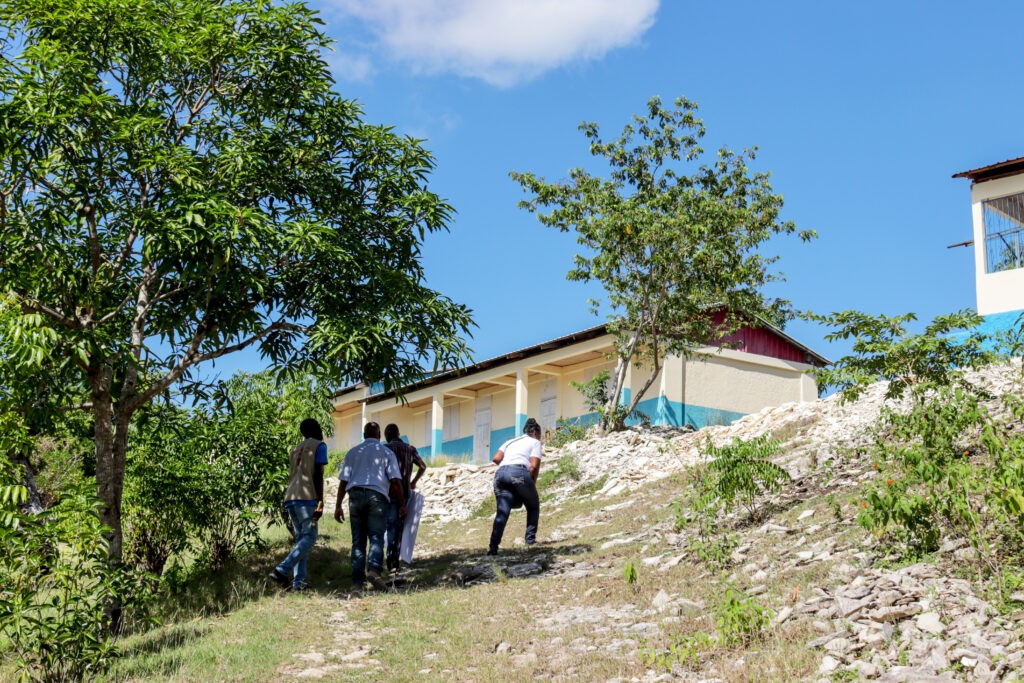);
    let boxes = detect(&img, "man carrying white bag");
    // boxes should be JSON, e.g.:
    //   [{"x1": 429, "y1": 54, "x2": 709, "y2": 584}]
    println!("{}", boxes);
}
[{"x1": 383, "y1": 423, "x2": 427, "y2": 570}]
